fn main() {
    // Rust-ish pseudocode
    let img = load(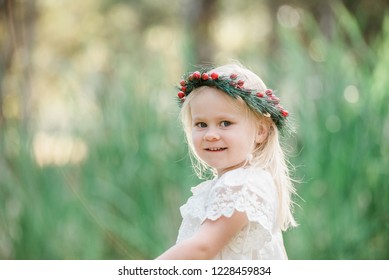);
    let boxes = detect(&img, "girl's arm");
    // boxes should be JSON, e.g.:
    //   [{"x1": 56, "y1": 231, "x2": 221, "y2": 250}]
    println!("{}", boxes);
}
[{"x1": 156, "y1": 211, "x2": 248, "y2": 260}]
